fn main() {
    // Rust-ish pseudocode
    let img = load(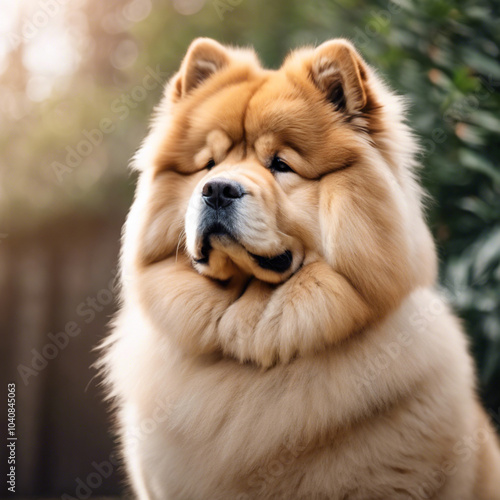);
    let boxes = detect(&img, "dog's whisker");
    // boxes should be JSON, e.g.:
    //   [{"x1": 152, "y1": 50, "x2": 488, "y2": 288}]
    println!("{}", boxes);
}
[{"x1": 175, "y1": 228, "x2": 186, "y2": 263}]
